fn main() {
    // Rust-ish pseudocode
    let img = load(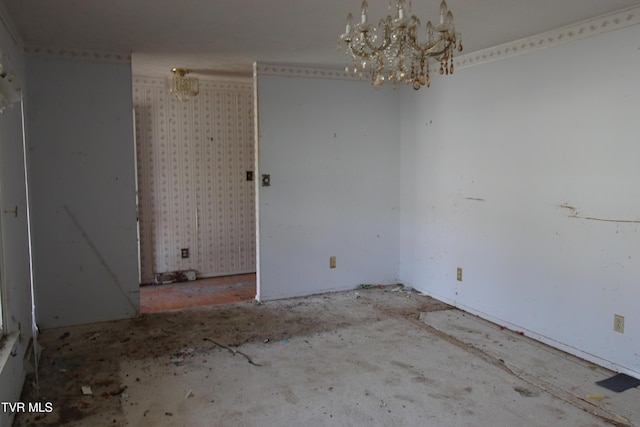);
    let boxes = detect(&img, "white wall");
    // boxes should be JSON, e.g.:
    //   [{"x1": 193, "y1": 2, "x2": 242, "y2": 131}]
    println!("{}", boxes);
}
[
  {"x1": 25, "y1": 57, "x2": 140, "y2": 328},
  {"x1": 256, "y1": 74, "x2": 401, "y2": 300},
  {"x1": 0, "y1": 12, "x2": 33, "y2": 427},
  {"x1": 399, "y1": 24, "x2": 640, "y2": 377}
]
